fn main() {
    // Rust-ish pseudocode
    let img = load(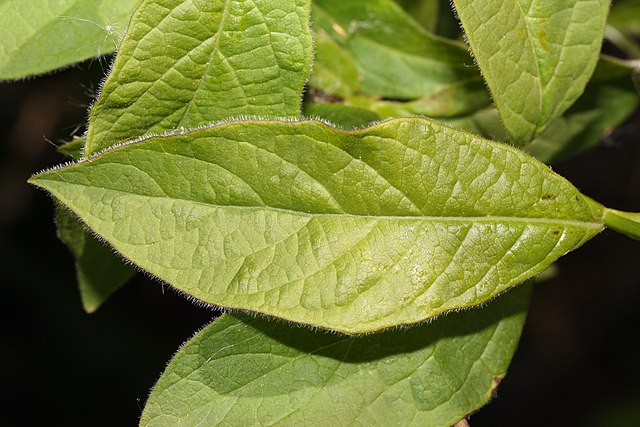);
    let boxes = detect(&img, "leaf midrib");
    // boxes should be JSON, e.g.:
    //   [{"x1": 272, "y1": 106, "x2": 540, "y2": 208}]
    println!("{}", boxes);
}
[{"x1": 47, "y1": 179, "x2": 603, "y2": 230}]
